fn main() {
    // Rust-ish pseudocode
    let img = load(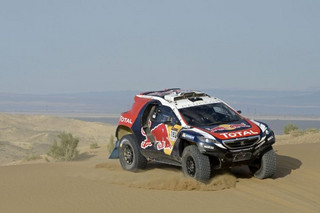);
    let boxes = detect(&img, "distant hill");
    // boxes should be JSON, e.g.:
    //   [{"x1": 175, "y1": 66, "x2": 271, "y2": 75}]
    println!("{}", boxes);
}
[
  {"x1": 204, "y1": 89, "x2": 320, "y2": 117},
  {"x1": 0, "y1": 113, "x2": 116, "y2": 165},
  {"x1": 0, "y1": 89, "x2": 319, "y2": 117},
  {"x1": 0, "y1": 91, "x2": 137, "y2": 114}
]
